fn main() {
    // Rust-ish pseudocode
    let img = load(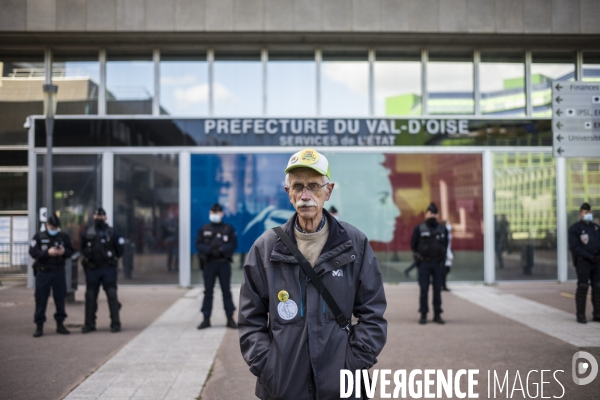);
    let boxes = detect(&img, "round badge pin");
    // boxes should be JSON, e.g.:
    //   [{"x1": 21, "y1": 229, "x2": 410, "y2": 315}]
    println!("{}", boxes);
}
[
  {"x1": 298, "y1": 149, "x2": 319, "y2": 165},
  {"x1": 277, "y1": 290, "x2": 289, "y2": 302}
]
